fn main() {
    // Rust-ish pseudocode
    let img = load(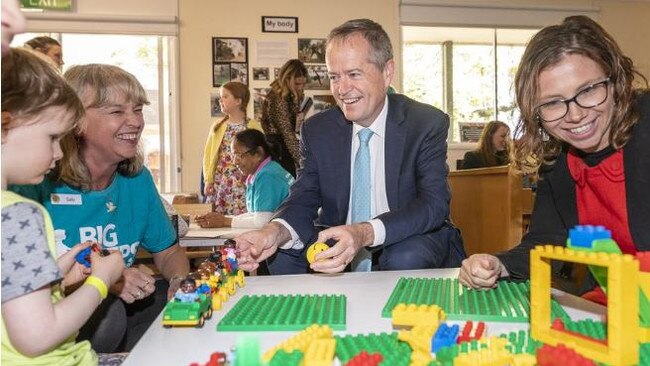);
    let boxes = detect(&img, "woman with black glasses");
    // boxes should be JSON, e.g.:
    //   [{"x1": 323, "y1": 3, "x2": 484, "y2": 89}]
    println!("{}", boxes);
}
[
  {"x1": 459, "y1": 15, "x2": 649, "y2": 296},
  {"x1": 196, "y1": 129, "x2": 294, "y2": 229}
]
